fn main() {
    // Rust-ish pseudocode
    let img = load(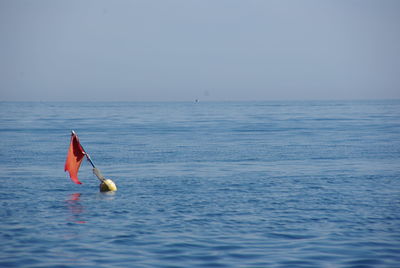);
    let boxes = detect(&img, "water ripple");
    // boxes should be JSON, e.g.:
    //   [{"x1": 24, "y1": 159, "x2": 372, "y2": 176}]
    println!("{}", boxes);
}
[{"x1": 1, "y1": 101, "x2": 400, "y2": 267}]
